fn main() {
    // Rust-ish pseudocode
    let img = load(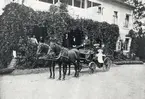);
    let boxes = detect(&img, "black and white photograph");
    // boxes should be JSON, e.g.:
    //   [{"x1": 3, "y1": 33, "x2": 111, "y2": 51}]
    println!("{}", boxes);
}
[{"x1": 0, "y1": 0, "x2": 145, "y2": 99}]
